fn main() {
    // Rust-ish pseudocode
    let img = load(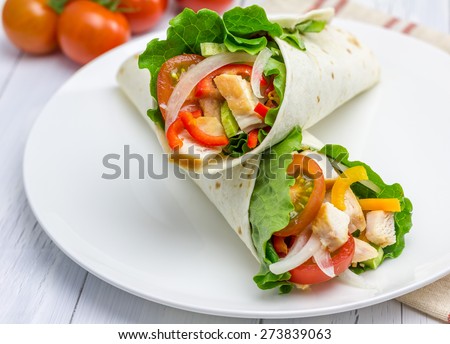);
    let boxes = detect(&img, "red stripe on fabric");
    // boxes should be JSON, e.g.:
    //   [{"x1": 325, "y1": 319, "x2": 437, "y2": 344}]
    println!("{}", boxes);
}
[
  {"x1": 403, "y1": 23, "x2": 417, "y2": 34},
  {"x1": 384, "y1": 17, "x2": 400, "y2": 28},
  {"x1": 334, "y1": 0, "x2": 348, "y2": 14},
  {"x1": 308, "y1": 0, "x2": 326, "y2": 11}
]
